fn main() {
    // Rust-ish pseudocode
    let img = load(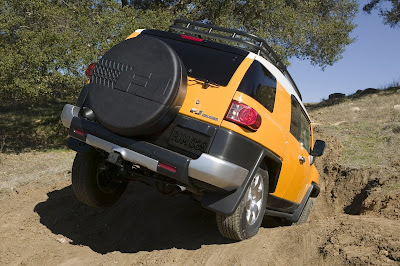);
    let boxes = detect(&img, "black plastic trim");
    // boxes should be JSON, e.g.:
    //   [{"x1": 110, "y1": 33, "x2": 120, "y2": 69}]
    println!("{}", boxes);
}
[
  {"x1": 67, "y1": 137, "x2": 92, "y2": 154},
  {"x1": 149, "y1": 114, "x2": 218, "y2": 159},
  {"x1": 264, "y1": 184, "x2": 314, "y2": 222},
  {"x1": 68, "y1": 127, "x2": 87, "y2": 142},
  {"x1": 69, "y1": 117, "x2": 191, "y2": 185},
  {"x1": 266, "y1": 194, "x2": 299, "y2": 214},
  {"x1": 310, "y1": 182, "x2": 320, "y2": 198},
  {"x1": 76, "y1": 84, "x2": 89, "y2": 107},
  {"x1": 200, "y1": 127, "x2": 282, "y2": 215},
  {"x1": 200, "y1": 151, "x2": 265, "y2": 215}
]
